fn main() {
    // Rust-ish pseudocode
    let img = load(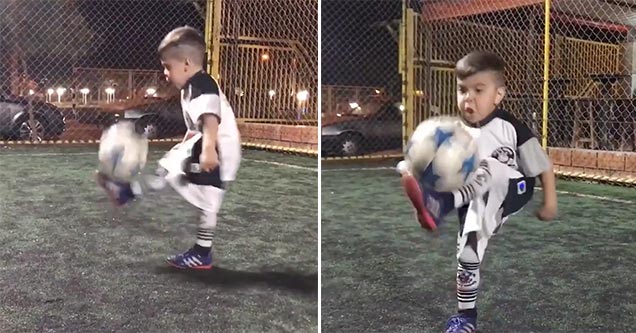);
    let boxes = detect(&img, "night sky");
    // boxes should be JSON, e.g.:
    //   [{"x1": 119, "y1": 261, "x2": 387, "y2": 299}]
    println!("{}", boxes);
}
[
  {"x1": 321, "y1": 0, "x2": 402, "y2": 96},
  {"x1": 2, "y1": 0, "x2": 403, "y2": 95},
  {"x1": 76, "y1": 0, "x2": 203, "y2": 70},
  {"x1": 1, "y1": 0, "x2": 202, "y2": 90}
]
